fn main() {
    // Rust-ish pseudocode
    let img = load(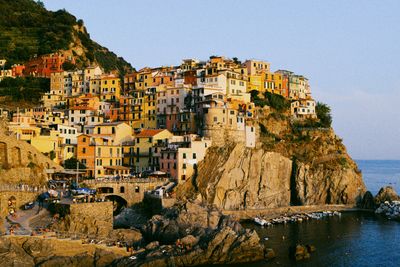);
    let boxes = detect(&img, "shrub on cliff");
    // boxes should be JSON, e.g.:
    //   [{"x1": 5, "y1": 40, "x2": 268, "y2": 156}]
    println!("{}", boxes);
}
[
  {"x1": 316, "y1": 102, "x2": 332, "y2": 128},
  {"x1": 265, "y1": 92, "x2": 290, "y2": 112},
  {"x1": 0, "y1": 77, "x2": 49, "y2": 102}
]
